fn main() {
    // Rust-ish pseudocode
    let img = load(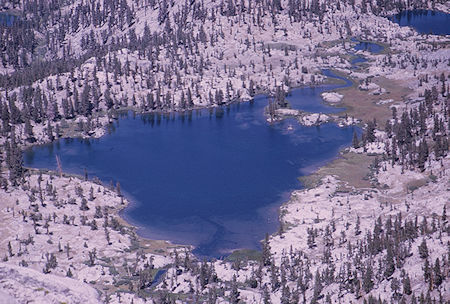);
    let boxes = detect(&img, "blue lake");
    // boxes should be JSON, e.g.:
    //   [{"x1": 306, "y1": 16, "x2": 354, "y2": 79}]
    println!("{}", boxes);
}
[
  {"x1": 390, "y1": 10, "x2": 450, "y2": 35},
  {"x1": 25, "y1": 73, "x2": 356, "y2": 258},
  {"x1": 21, "y1": 9, "x2": 449, "y2": 259}
]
